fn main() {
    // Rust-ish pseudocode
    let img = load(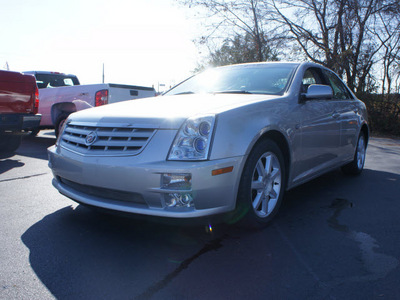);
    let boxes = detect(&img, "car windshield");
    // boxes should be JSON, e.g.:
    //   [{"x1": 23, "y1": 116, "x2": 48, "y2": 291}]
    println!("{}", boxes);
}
[{"x1": 164, "y1": 64, "x2": 298, "y2": 96}]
